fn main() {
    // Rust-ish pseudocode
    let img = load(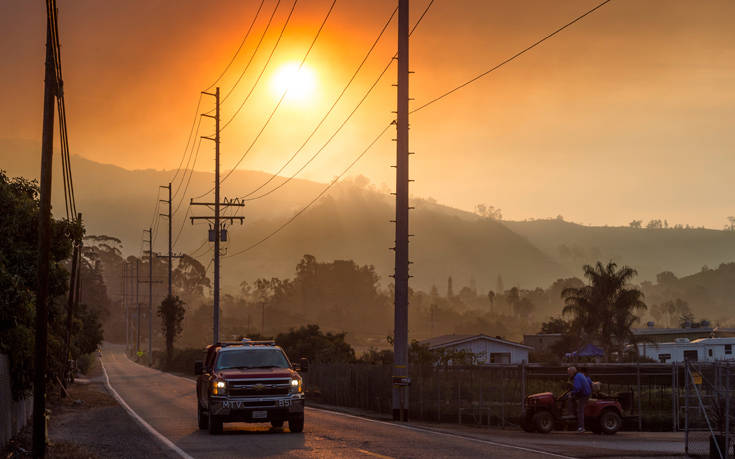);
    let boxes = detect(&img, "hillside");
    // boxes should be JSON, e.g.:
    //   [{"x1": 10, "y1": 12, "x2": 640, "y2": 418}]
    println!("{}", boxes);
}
[
  {"x1": 504, "y1": 219, "x2": 735, "y2": 282},
  {"x1": 1, "y1": 139, "x2": 566, "y2": 293}
]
